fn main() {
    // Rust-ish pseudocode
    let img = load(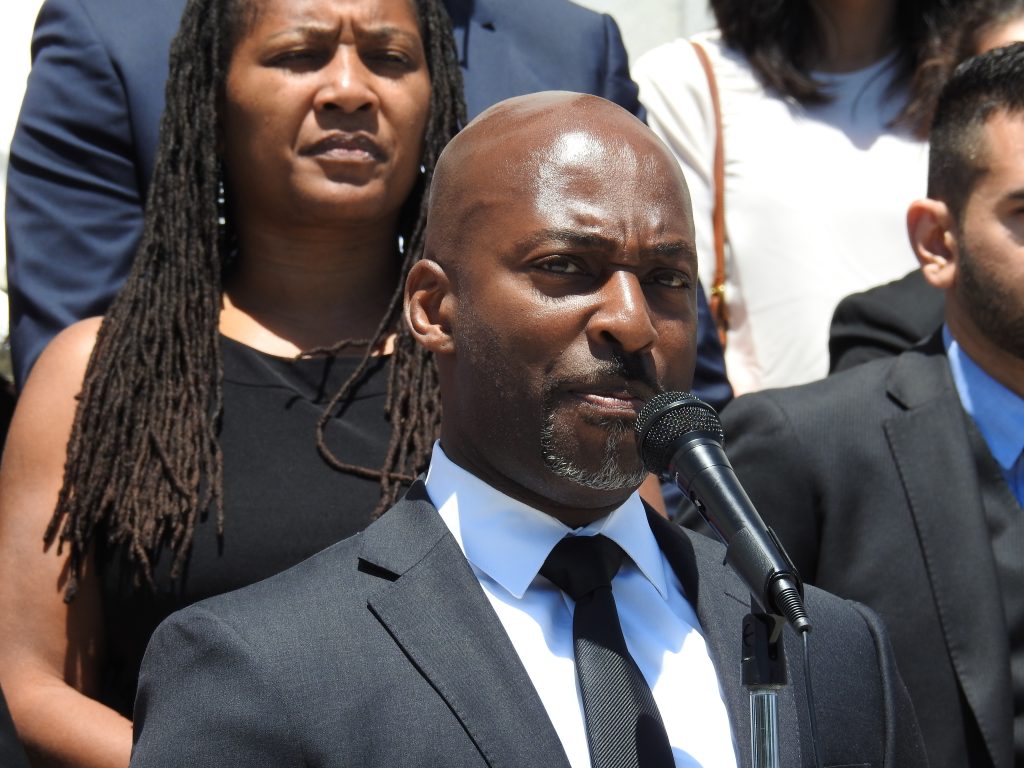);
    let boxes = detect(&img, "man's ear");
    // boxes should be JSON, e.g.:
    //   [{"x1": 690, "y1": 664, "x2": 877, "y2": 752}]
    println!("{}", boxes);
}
[
  {"x1": 404, "y1": 259, "x2": 455, "y2": 354},
  {"x1": 907, "y1": 198, "x2": 958, "y2": 291}
]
